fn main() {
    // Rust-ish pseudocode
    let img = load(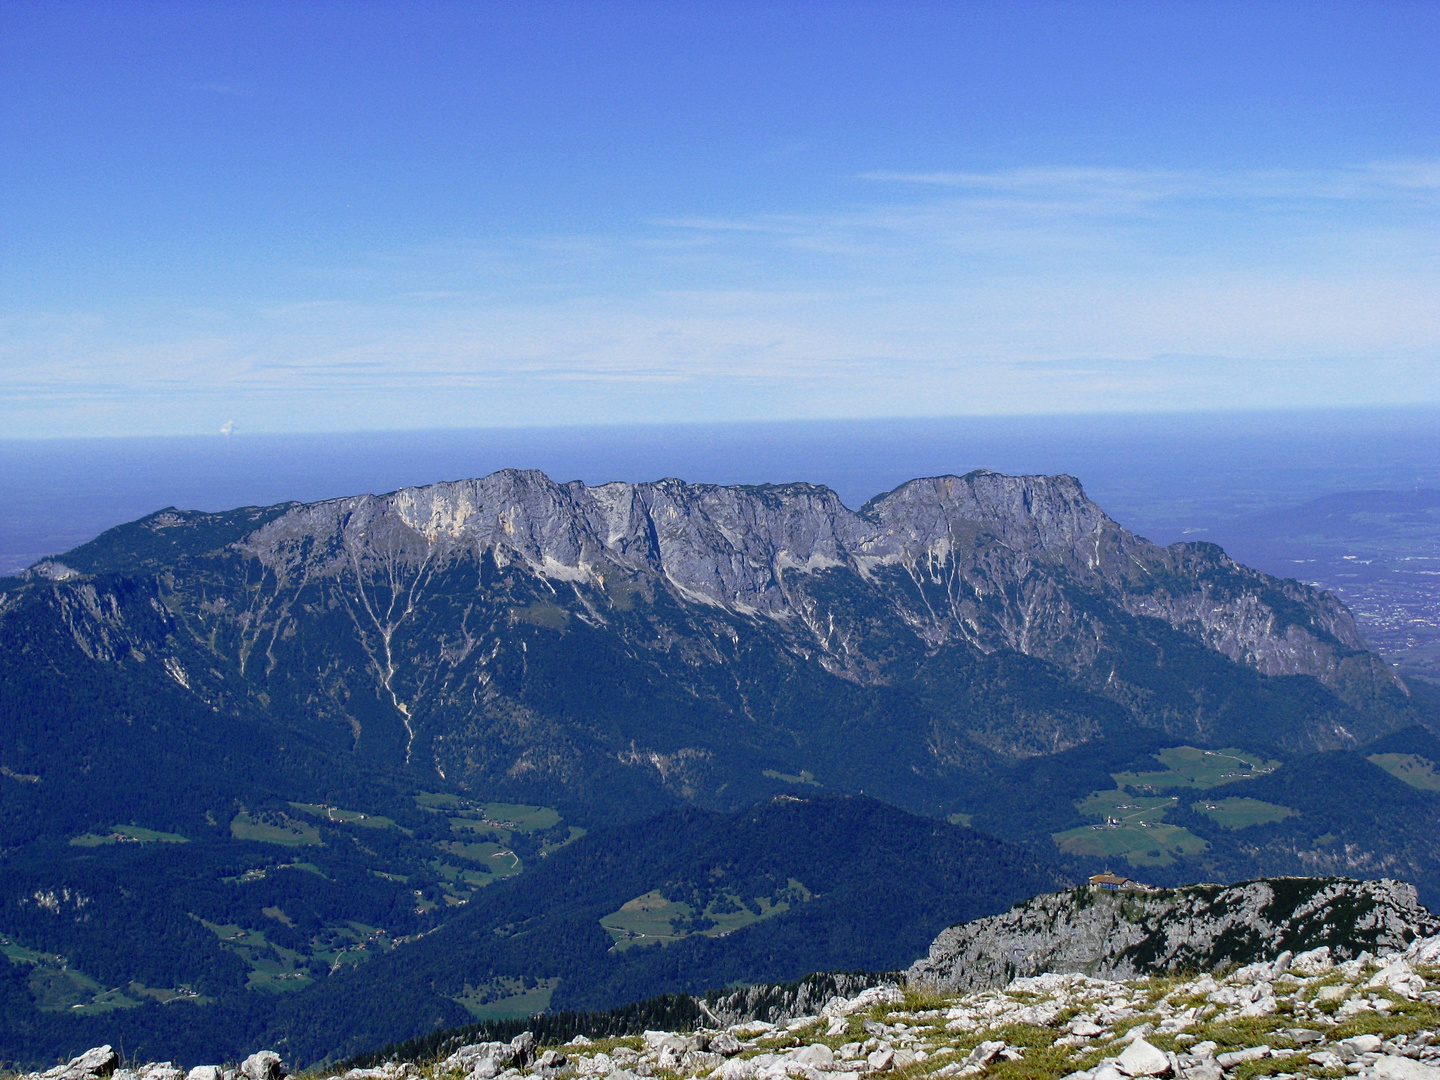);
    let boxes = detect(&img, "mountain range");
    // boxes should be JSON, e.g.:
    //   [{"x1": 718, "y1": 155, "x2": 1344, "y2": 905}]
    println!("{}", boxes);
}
[{"x1": 2, "y1": 469, "x2": 1438, "y2": 1065}]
